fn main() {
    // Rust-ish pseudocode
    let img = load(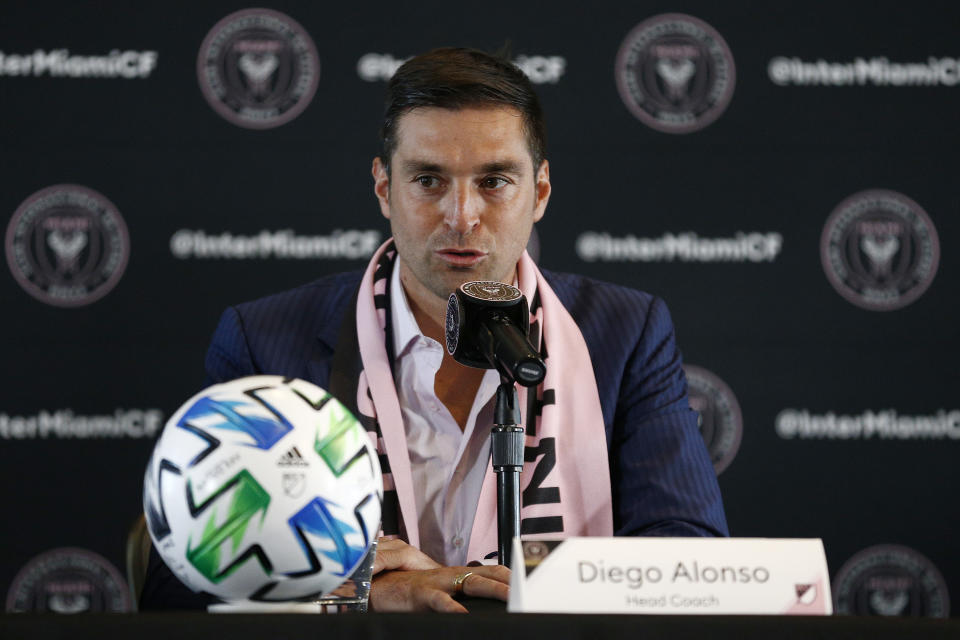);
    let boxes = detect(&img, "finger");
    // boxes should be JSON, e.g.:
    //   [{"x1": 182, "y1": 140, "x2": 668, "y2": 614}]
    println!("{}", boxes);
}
[
  {"x1": 424, "y1": 588, "x2": 468, "y2": 614},
  {"x1": 372, "y1": 550, "x2": 394, "y2": 574},
  {"x1": 459, "y1": 564, "x2": 511, "y2": 585},
  {"x1": 460, "y1": 574, "x2": 509, "y2": 602},
  {"x1": 372, "y1": 548, "x2": 439, "y2": 572},
  {"x1": 373, "y1": 540, "x2": 441, "y2": 574}
]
